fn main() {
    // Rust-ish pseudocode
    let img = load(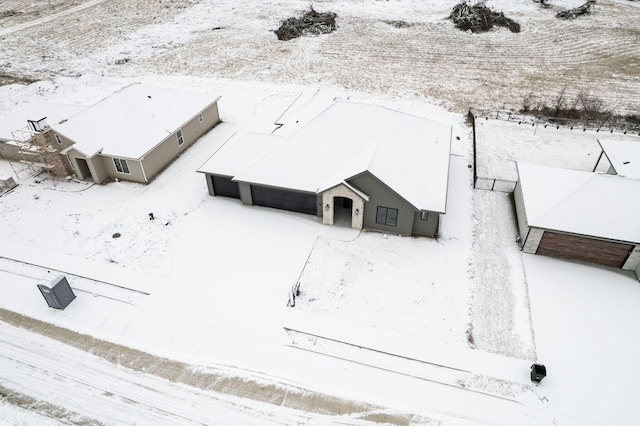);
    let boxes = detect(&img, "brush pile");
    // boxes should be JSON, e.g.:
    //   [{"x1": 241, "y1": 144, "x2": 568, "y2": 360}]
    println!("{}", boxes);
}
[
  {"x1": 275, "y1": 8, "x2": 337, "y2": 41},
  {"x1": 448, "y1": 2, "x2": 521, "y2": 33},
  {"x1": 556, "y1": 0, "x2": 596, "y2": 19}
]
